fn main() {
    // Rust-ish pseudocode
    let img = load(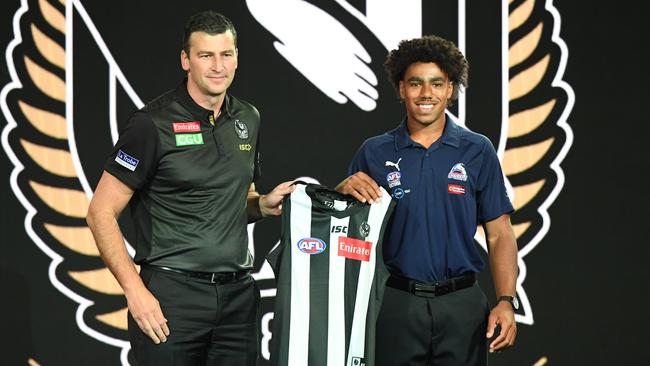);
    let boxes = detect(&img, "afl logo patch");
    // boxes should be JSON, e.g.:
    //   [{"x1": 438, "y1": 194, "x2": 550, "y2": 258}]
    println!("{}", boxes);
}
[
  {"x1": 297, "y1": 237, "x2": 326, "y2": 254},
  {"x1": 234, "y1": 119, "x2": 249, "y2": 139},
  {"x1": 386, "y1": 171, "x2": 402, "y2": 188}
]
